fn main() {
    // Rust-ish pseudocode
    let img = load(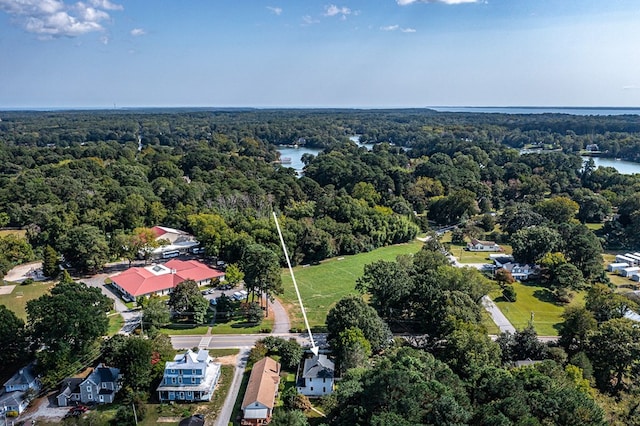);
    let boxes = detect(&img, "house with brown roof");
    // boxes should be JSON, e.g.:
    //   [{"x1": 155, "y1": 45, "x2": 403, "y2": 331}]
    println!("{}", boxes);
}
[
  {"x1": 110, "y1": 259, "x2": 225, "y2": 300},
  {"x1": 241, "y1": 357, "x2": 281, "y2": 425},
  {"x1": 467, "y1": 238, "x2": 502, "y2": 252}
]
